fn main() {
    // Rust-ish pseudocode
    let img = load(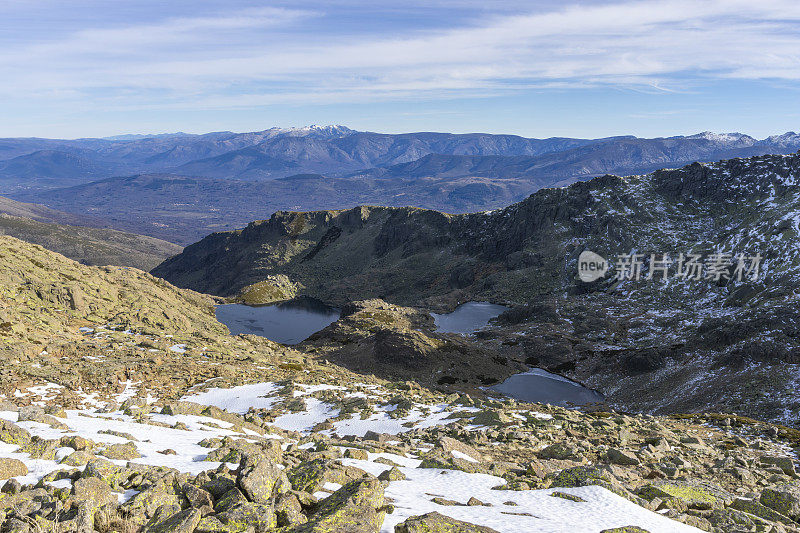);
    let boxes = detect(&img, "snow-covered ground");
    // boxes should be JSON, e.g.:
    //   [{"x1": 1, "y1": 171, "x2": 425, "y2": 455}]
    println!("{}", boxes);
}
[{"x1": 0, "y1": 380, "x2": 702, "y2": 532}]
